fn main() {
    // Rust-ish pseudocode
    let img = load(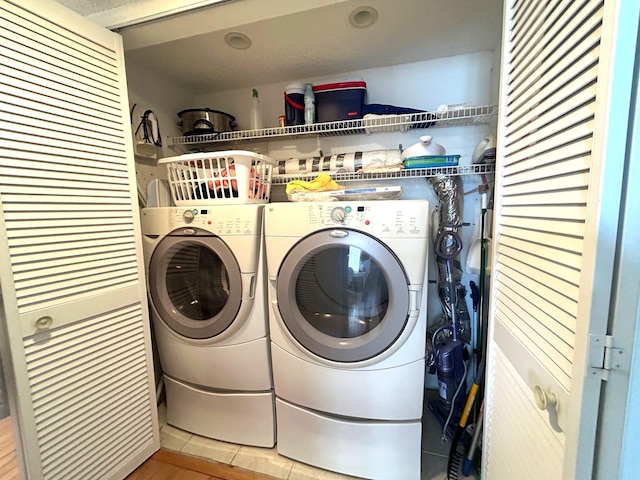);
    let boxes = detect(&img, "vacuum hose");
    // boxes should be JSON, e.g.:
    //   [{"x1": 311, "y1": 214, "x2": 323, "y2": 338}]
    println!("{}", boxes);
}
[
  {"x1": 435, "y1": 230, "x2": 463, "y2": 340},
  {"x1": 427, "y1": 174, "x2": 471, "y2": 343}
]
